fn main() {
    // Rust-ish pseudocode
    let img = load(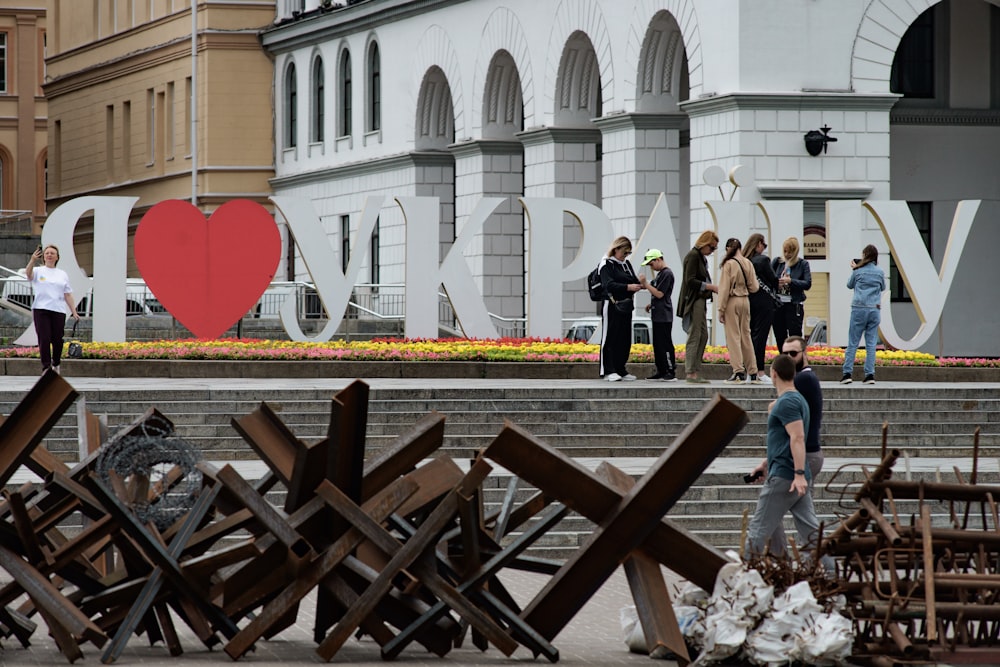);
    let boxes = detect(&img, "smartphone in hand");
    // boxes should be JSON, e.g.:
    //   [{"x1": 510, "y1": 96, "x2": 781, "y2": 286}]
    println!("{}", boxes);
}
[{"x1": 743, "y1": 470, "x2": 764, "y2": 484}]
